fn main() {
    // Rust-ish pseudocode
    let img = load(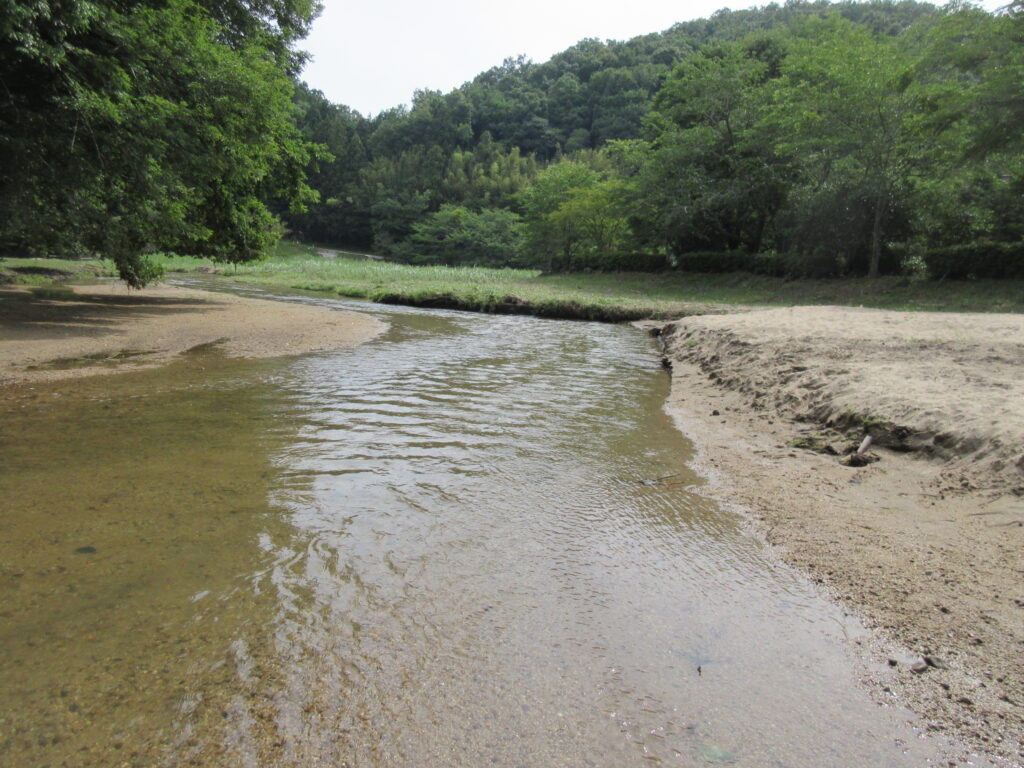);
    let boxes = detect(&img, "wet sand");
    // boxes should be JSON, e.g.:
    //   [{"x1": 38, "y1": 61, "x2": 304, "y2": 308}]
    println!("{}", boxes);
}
[
  {"x1": 0, "y1": 283, "x2": 385, "y2": 384},
  {"x1": 658, "y1": 306, "x2": 1024, "y2": 763}
]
